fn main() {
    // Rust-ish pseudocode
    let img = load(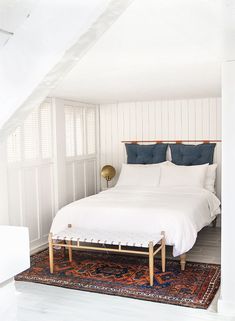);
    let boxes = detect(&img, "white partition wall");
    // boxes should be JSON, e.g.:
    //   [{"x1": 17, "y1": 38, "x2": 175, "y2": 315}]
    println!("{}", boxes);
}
[
  {"x1": 6, "y1": 99, "x2": 55, "y2": 251},
  {"x1": 59, "y1": 99, "x2": 98, "y2": 205},
  {"x1": 5, "y1": 97, "x2": 99, "y2": 251},
  {"x1": 100, "y1": 98, "x2": 222, "y2": 196},
  {"x1": 218, "y1": 61, "x2": 235, "y2": 316}
]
